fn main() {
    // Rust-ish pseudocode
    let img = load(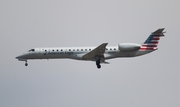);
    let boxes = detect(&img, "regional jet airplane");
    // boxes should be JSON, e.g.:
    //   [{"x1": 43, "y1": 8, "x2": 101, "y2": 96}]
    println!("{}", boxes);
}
[{"x1": 16, "y1": 28, "x2": 165, "y2": 69}]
